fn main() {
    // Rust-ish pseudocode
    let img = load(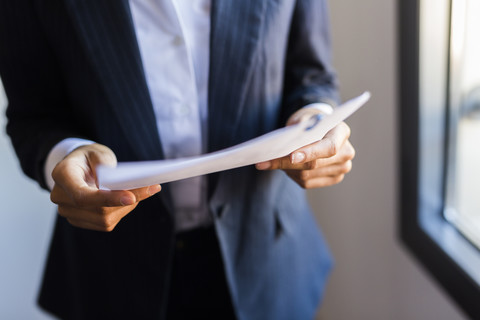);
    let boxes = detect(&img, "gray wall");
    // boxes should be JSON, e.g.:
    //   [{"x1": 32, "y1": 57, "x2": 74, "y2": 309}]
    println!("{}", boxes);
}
[
  {"x1": 0, "y1": 0, "x2": 469, "y2": 319},
  {"x1": 312, "y1": 0, "x2": 467, "y2": 319}
]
